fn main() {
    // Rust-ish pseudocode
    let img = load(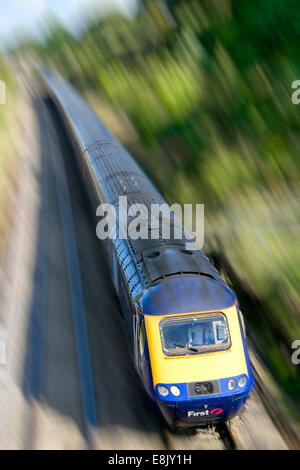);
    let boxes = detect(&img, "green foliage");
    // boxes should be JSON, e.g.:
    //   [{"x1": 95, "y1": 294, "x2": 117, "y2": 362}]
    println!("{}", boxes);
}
[{"x1": 0, "y1": 55, "x2": 18, "y2": 252}]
